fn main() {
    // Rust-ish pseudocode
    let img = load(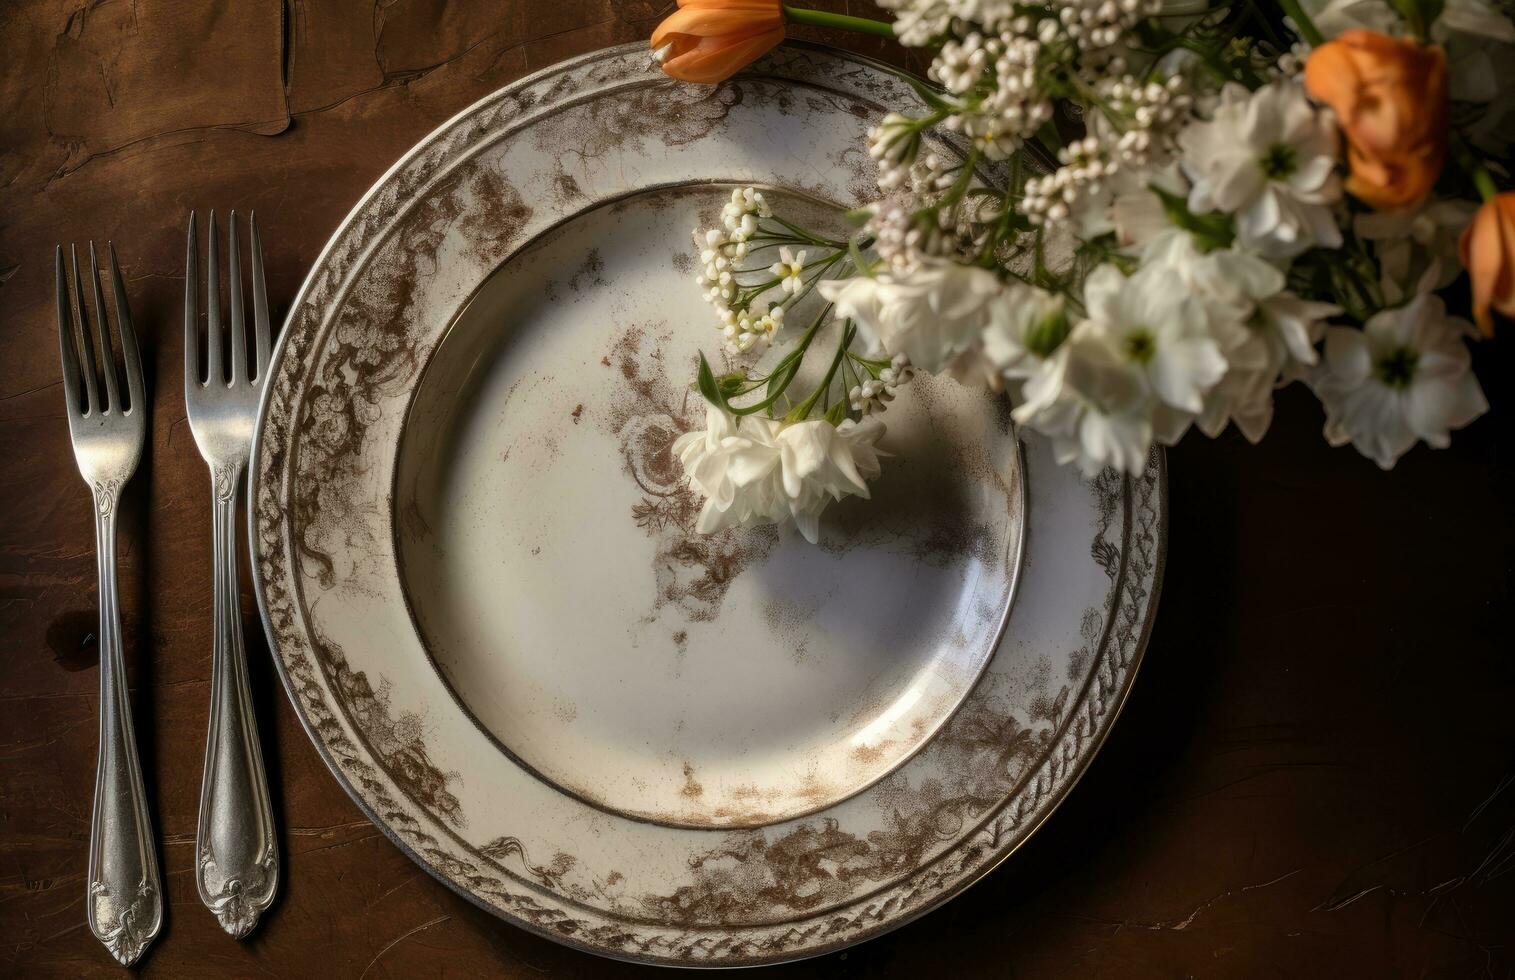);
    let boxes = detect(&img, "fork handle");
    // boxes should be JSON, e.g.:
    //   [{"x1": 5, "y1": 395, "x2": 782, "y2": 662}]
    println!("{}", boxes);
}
[
  {"x1": 86, "y1": 483, "x2": 163, "y2": 966},
  {"x1": 194, "y1": 462, "x2": 279, "y2": 937}
]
